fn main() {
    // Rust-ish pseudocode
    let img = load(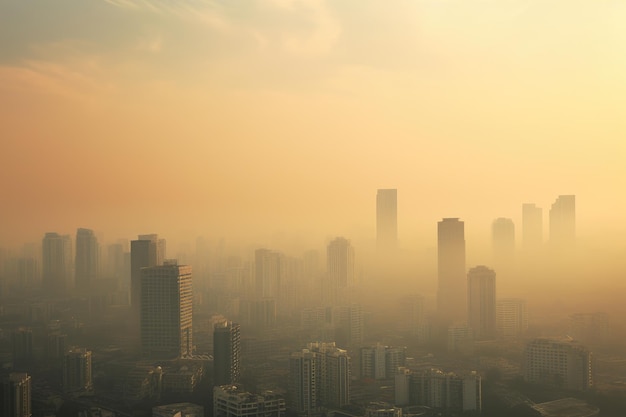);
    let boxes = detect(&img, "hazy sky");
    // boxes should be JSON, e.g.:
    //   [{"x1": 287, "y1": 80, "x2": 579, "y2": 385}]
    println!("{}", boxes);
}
[{"x1": 1, "y1": 0, "x2": 625, "y2": 248}]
